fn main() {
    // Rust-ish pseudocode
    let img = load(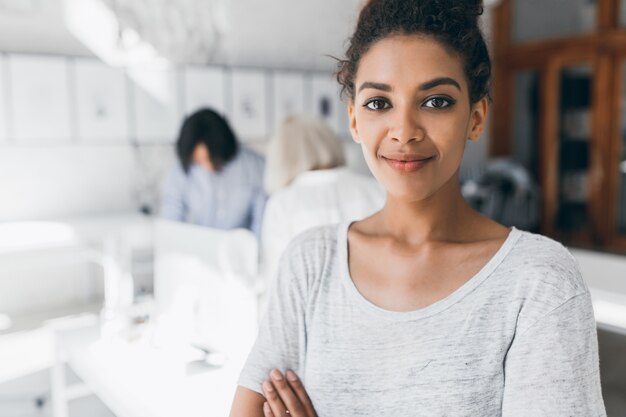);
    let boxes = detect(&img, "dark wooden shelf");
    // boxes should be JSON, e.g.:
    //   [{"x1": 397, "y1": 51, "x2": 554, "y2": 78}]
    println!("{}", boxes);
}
[{"x1": 492, "y1": 0, "x2": 626, "y2": 255}]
